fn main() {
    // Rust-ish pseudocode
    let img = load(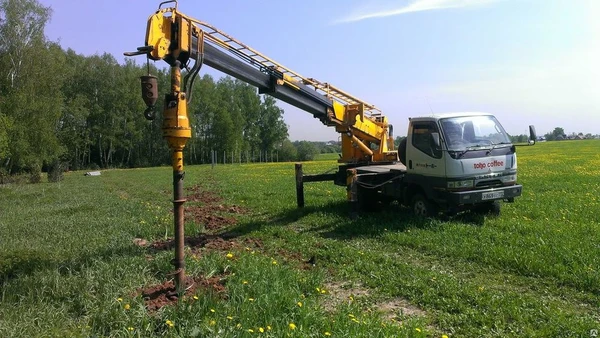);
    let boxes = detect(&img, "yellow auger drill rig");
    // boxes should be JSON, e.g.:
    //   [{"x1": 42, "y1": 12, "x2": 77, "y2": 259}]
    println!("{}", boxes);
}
[
  {"x1": 126, "y1": 0, "x2": 398, "y2": 291},
  {"x1": 129, "y1": 1, "x2": 398, "y2": 165}
]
